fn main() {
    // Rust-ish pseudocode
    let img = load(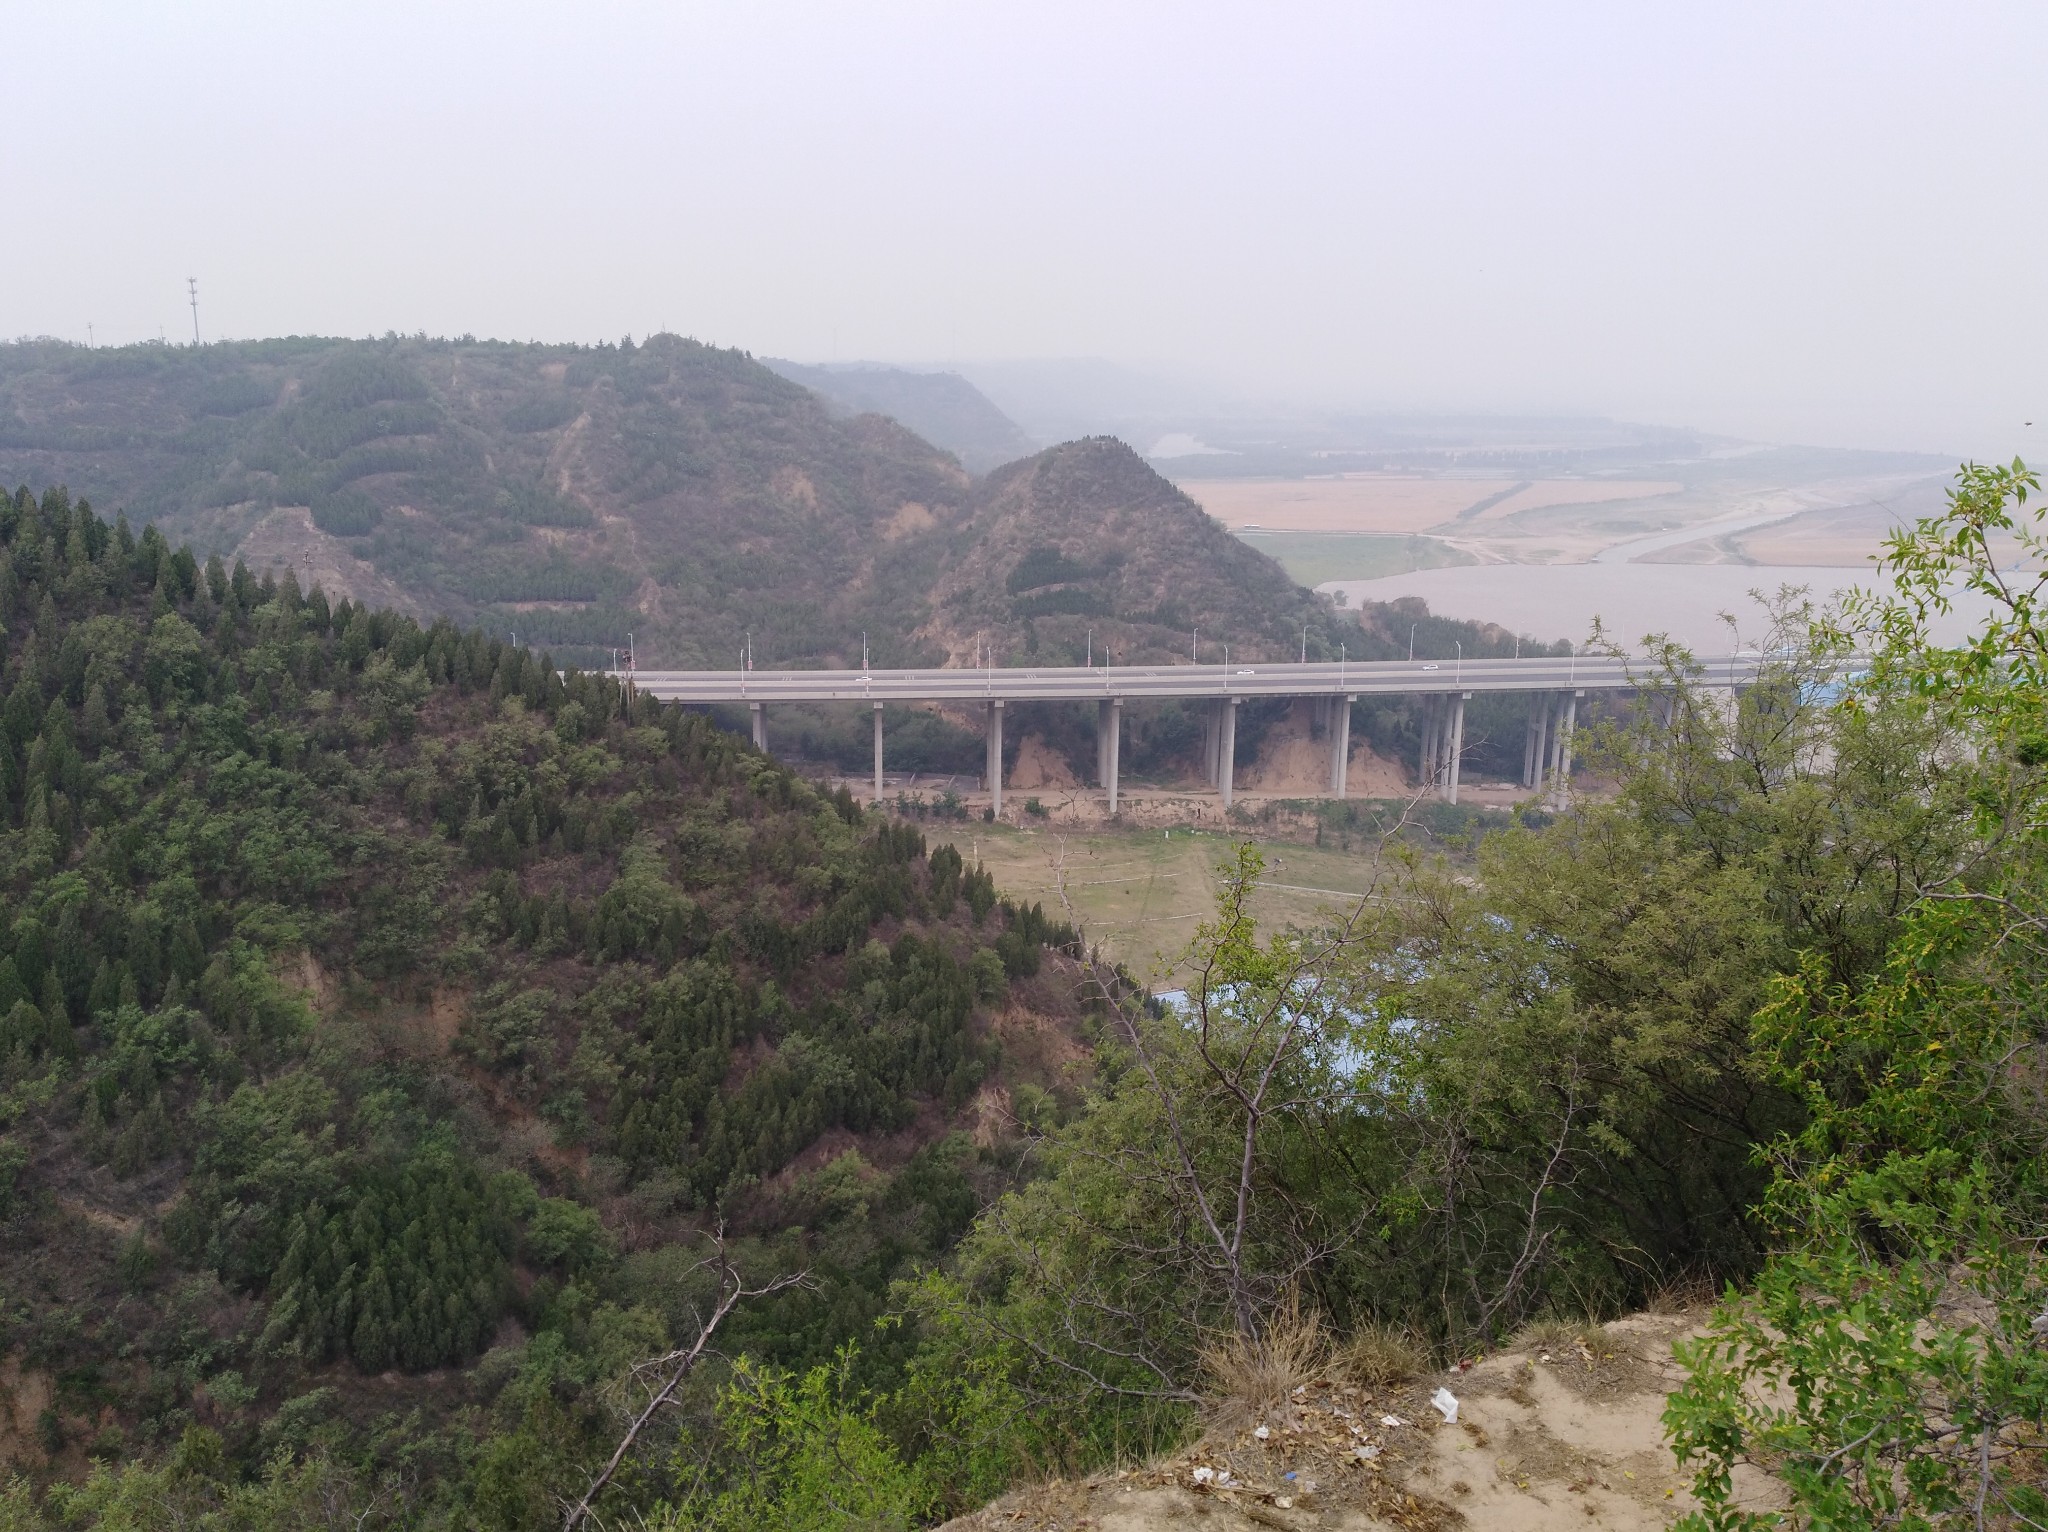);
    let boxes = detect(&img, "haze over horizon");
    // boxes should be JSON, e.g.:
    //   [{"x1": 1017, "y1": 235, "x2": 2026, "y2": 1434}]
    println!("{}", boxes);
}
[{"x1": 10, "y1": 1, "x2": 2045, "y2": 459}]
